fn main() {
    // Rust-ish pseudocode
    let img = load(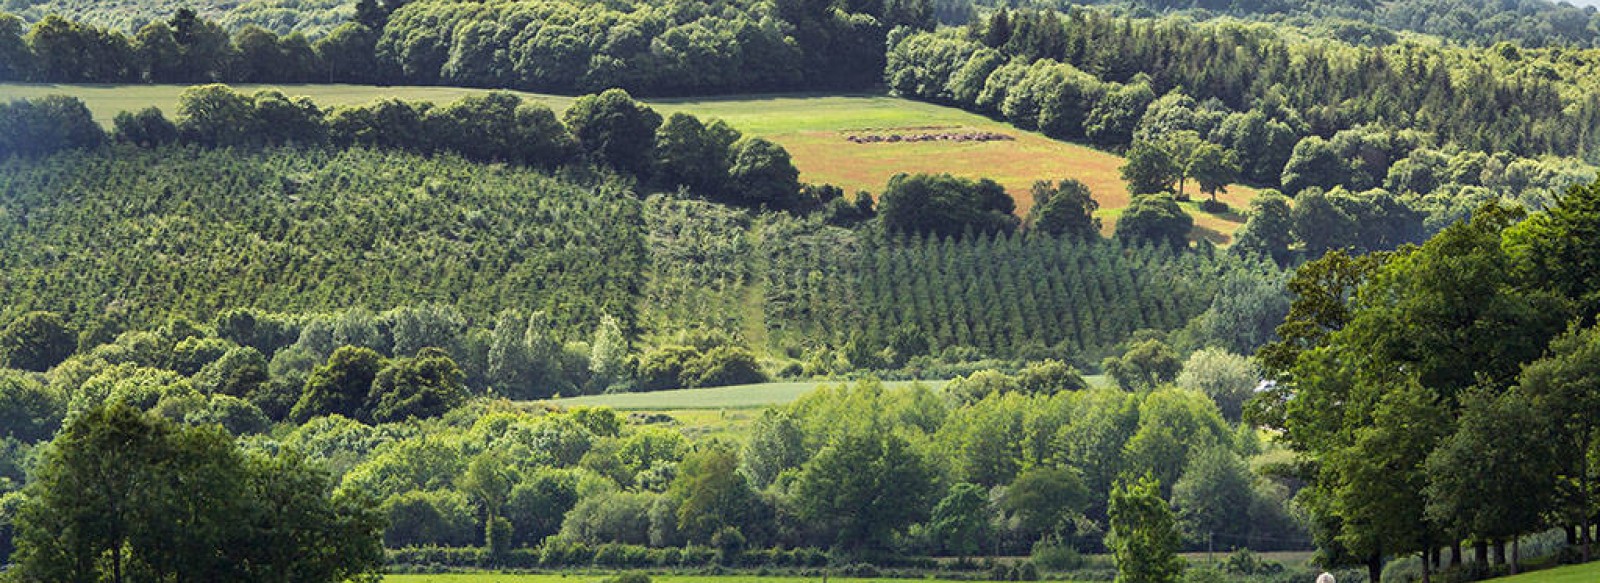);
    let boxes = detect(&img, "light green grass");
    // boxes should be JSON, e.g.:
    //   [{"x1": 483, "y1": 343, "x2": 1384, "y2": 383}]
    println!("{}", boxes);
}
[
  {"x1": 547, "y1": 375, "x2": 1108, "y2": 411},
  {"x1": 545, "y1": 380, "x2": 947, "y2": 410},
  {"x1": 1483, "y1": 561, "x2": 1600, "y2": 582},
  {"x1": 385, "y1": 576, "x2": 1082, "y2": 583},
  {"x1": 0, "y1": 83, "x2": 1253, "y2": 242}
]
